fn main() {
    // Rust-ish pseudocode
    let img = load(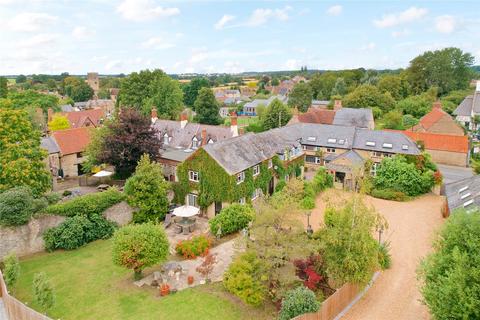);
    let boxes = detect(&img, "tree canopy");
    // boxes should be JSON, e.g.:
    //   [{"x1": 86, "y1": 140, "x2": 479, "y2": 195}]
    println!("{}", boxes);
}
[
  {"x1": 194, "y1": 87, "x2": 221, "y2": 125},
  {"x1": 48, "y1": 114, "x2": 70, "y2": 131},
  {"x1": 343, "y1": 84, "x2": 395, "y2": 112},
  {"x1": 183, "y1": 78, "x2": 210, "y2": 108},
  {"x1": 261, "y1": 98, "x2": 292, "y2": 130},
  {"x1": 62, "y1": 76, "x2": 94, "y2": 102},
  {"x1": 288, "y1": 82, "x2": 313, "y2": 112}
]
